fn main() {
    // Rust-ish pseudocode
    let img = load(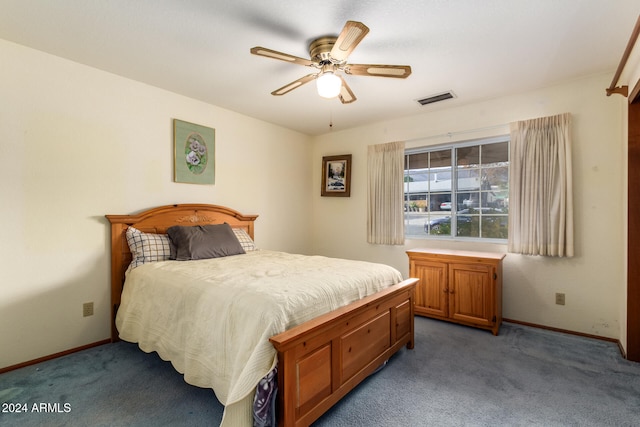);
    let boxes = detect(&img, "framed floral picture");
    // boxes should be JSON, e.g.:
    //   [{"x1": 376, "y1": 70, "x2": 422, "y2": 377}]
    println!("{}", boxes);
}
[
  {"x1": 173, "y1": 119, "x2": 215, "y2": 184},
  {"x1": 321, "y1": 154, "x2": 351, "y2": 197}
]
